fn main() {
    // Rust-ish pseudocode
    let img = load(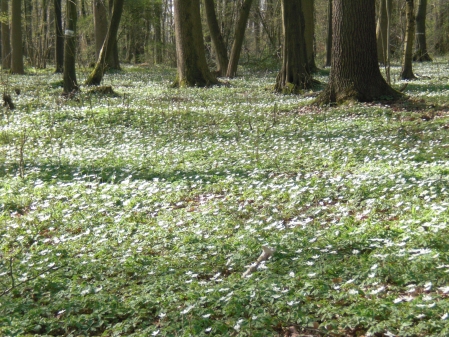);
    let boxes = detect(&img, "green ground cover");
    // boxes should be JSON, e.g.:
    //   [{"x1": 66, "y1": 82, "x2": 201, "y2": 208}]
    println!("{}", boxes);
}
[{"x1": 1, "y1": 62, "x2": 449, "y2": 336}]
